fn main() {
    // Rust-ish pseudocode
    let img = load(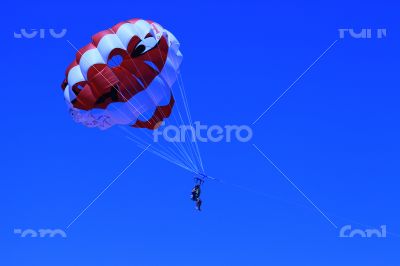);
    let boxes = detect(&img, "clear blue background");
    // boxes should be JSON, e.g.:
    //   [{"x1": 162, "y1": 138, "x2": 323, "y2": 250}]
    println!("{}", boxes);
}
[{"x1": 1, "y1": 0, "x2": 399, "y2": 265}]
